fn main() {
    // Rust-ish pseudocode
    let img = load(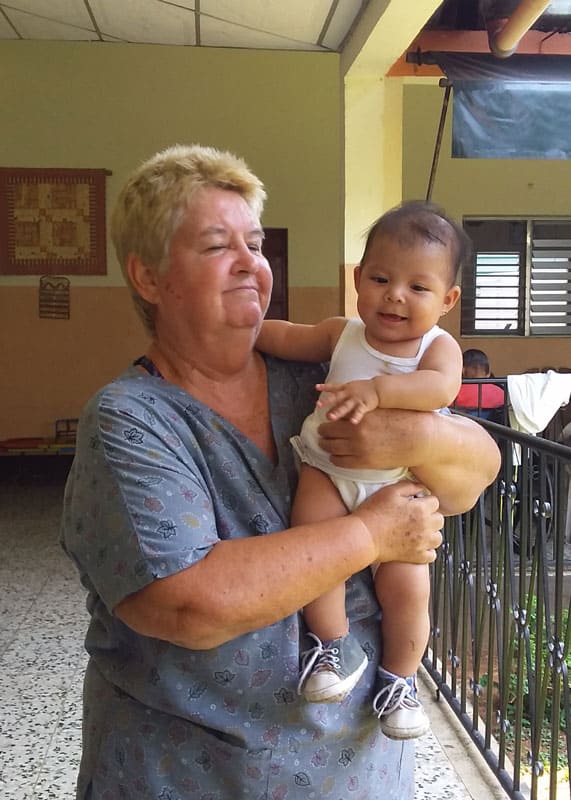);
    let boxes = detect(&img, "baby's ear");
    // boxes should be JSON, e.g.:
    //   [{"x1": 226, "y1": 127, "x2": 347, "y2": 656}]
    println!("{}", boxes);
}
[
  {"x1": 353, "y1": 264, "x2": 363, "y2": 293},
  {"x1": 443, "y1": 284, "x2": 461, "y2": 313}
]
